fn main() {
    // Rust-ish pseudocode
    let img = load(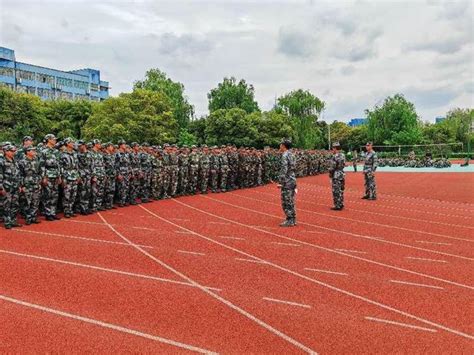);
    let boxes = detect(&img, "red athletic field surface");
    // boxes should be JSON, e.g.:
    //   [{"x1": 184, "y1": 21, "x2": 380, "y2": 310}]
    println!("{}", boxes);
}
[{"x1": 1, "y1": 172, "x2": 473, "y2": 353}]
